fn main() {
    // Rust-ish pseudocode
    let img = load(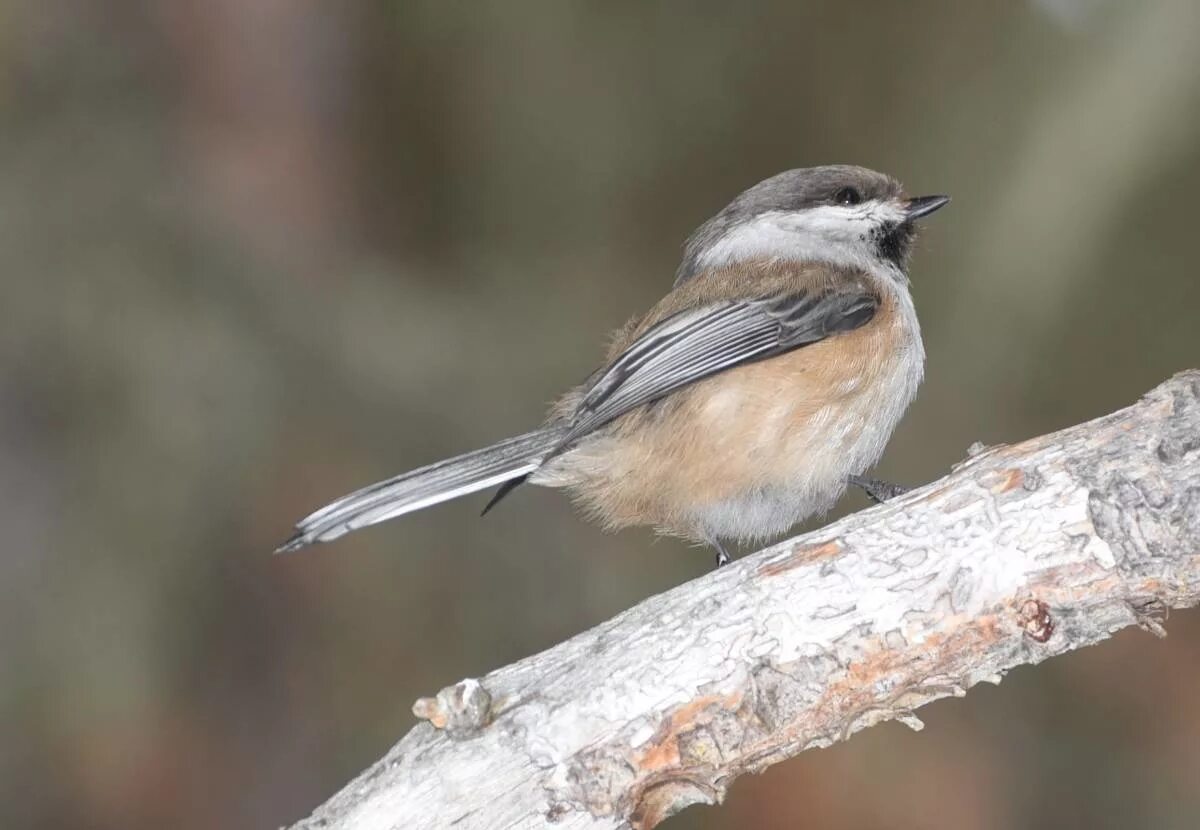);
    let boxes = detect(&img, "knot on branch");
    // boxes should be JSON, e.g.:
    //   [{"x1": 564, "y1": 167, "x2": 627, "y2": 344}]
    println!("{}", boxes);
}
[
  {"x1": 1017, "y1": 598, "x2": 1054, "y2": 643},
  {"x1": 412, "y1": 677, "x2": 493, "y2": 737},
  {"x1": 1129, "y1": 596, "x2": 1169, "y2": 638},
  {"x1": 629, "y1": 779, "x2": 715, "y2": 830}
]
